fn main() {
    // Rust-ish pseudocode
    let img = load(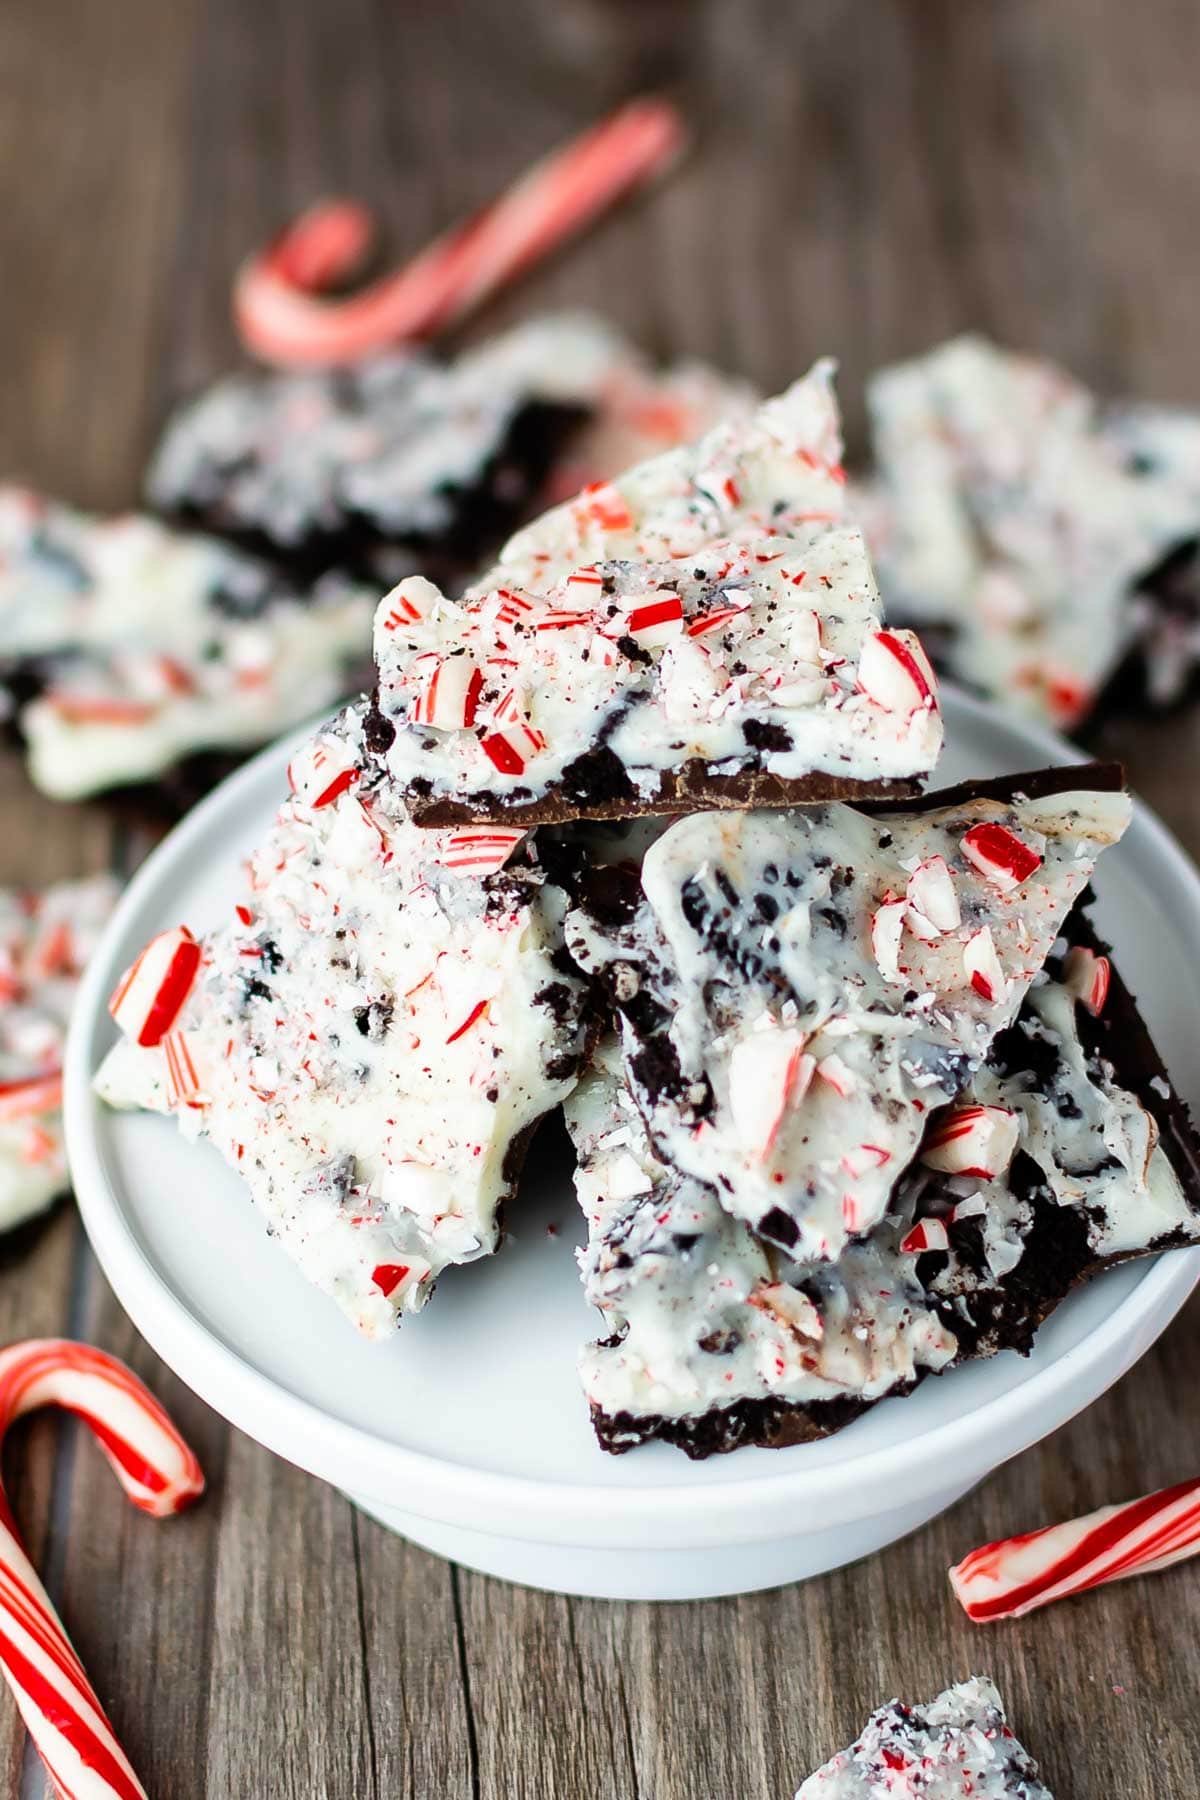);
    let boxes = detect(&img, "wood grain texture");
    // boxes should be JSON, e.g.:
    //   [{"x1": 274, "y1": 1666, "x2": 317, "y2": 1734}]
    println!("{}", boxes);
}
[{"x1": 0, "y1": 0, "x2": 1199, "y2": 1794}]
